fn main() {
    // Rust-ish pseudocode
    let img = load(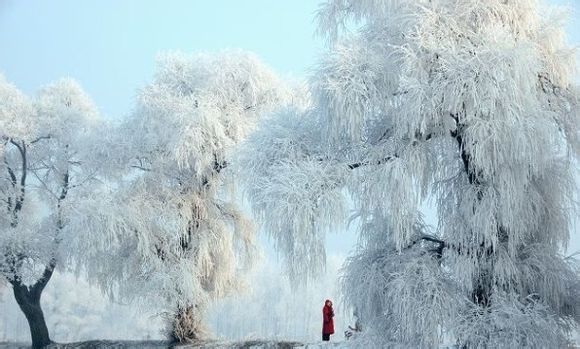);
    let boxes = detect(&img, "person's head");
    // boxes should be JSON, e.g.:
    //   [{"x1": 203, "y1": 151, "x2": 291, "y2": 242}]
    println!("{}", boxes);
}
[{"x1": 325, "y1": 299, "x2": 333, "y2": 307}]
